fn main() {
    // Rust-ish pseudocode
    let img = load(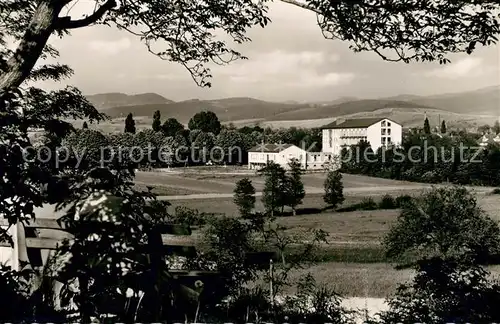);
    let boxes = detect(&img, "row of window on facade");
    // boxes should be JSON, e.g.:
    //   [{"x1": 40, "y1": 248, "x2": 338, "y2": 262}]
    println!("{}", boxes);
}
[{"x1": 381, "y1": 137, "x2": 392, "y2": 144}]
